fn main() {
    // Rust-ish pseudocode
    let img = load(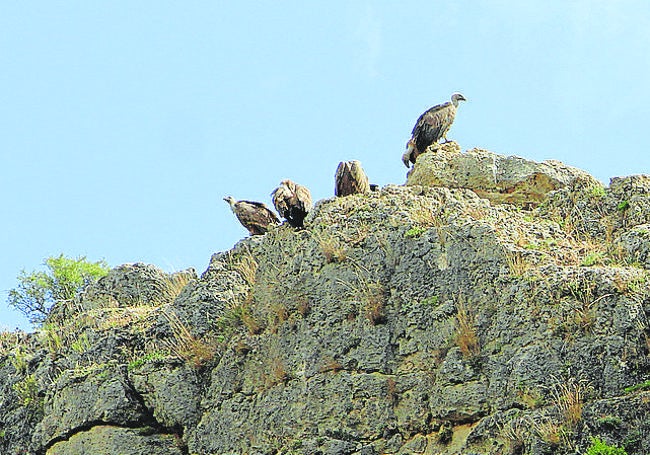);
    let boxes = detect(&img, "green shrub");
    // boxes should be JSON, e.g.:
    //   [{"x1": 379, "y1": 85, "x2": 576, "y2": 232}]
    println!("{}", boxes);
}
[
  {"x1": 8, "y1": 254, "x2": 109, "y2": 325},
  {"x1": 585, "y1": 437, "x2": 627, "y2": 455}
]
